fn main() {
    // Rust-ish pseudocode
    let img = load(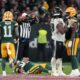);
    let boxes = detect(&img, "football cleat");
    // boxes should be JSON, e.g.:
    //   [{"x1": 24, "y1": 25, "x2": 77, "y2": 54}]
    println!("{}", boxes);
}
[
  {"x1": 58, "y1": 71, "x2": 66, "y2": 76},
  {"x1": 69, "y1": 69, "x2": 80, "y2": 77},
  {"x1": 2, "y1": 71, "x2": 7, "y2": 76},
  {"x1": 51, "y1": 71, "x2": 59, "y2": 76}
]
